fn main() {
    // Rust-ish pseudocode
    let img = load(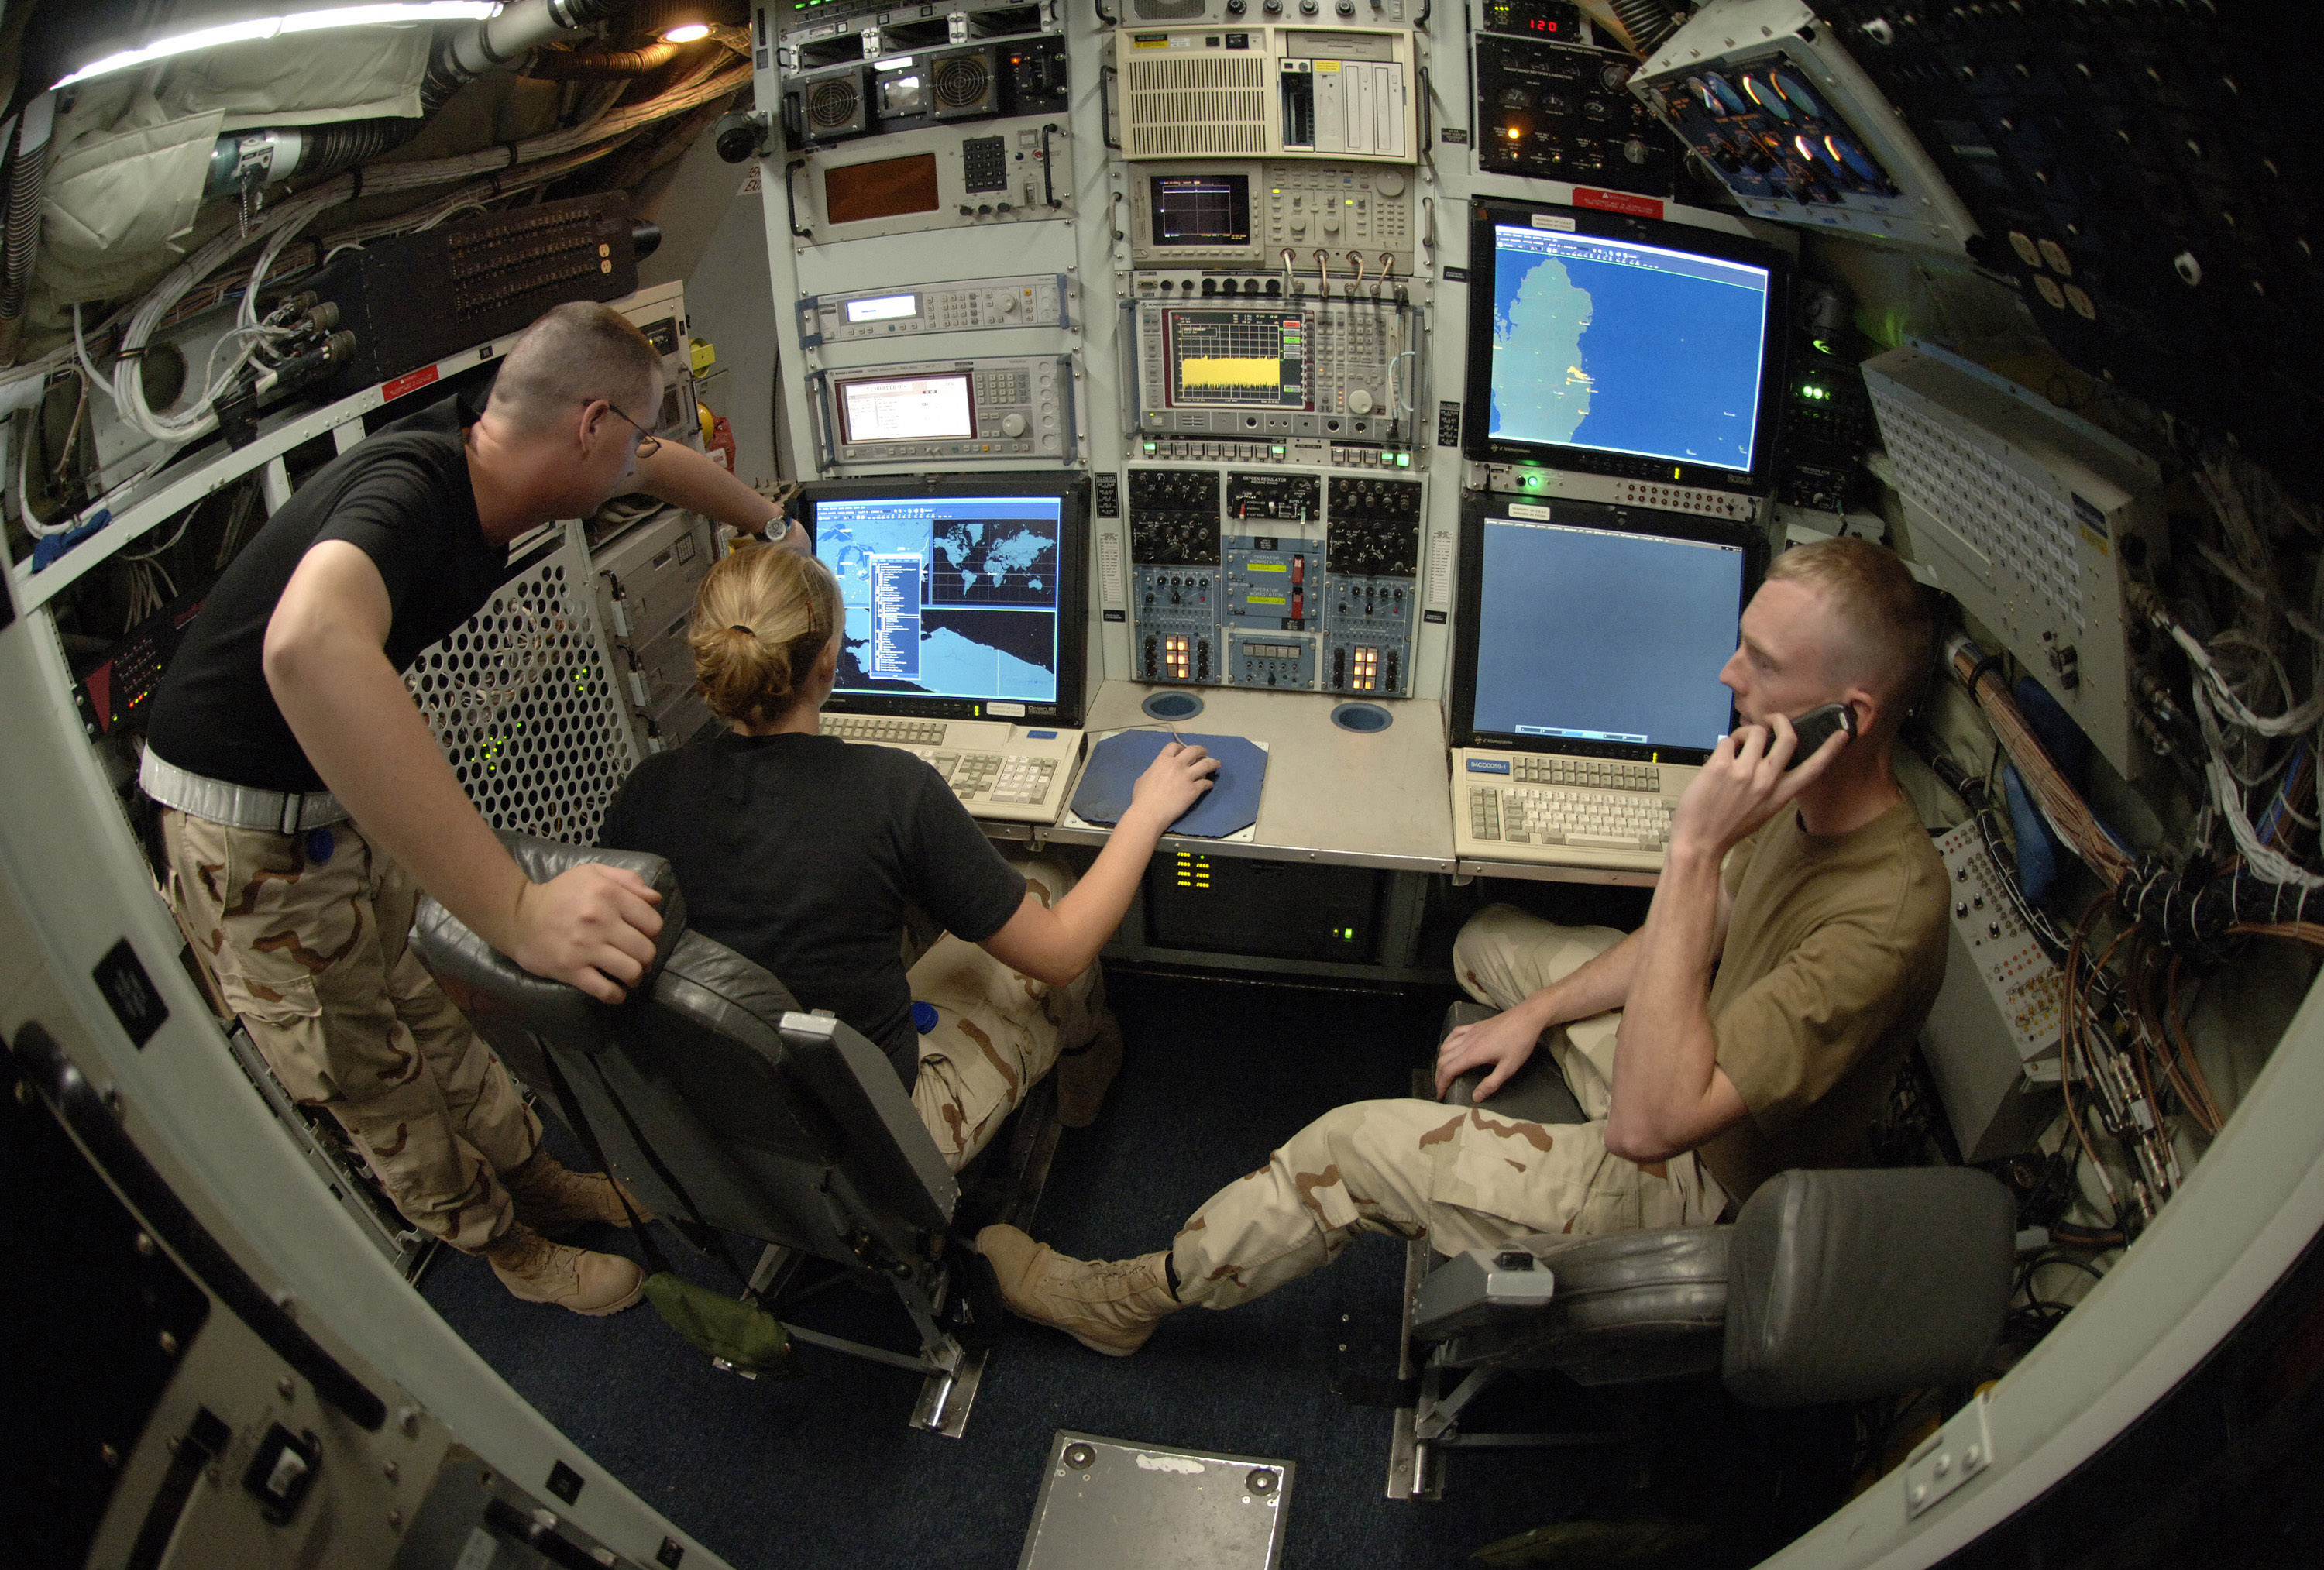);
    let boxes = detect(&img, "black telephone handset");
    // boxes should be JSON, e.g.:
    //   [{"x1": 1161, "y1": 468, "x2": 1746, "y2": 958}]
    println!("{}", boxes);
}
[{"x1": 1783, "y1": 703, "x2": 1857, "y2": 770}]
